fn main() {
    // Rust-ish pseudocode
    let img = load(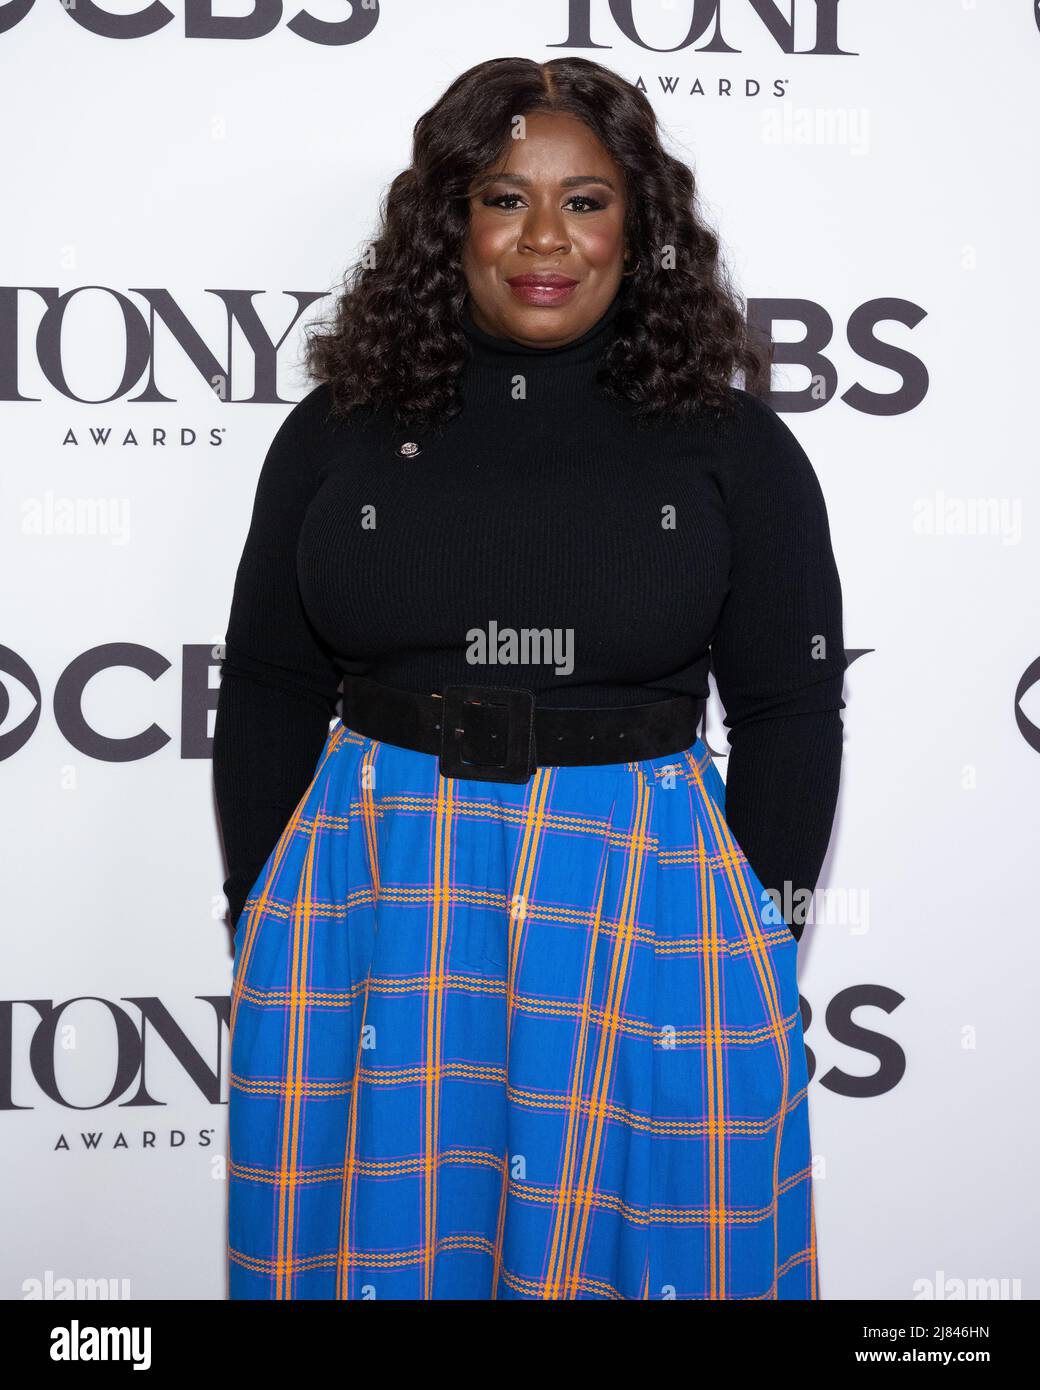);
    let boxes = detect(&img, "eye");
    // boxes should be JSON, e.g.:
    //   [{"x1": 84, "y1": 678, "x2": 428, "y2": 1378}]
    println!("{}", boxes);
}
[
  {"x1": 482, "y1": 193, "x2": 526, "y2": 210},
  {"x1": 564, "y1": 194, "x2": 606, "y2": 213}
]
